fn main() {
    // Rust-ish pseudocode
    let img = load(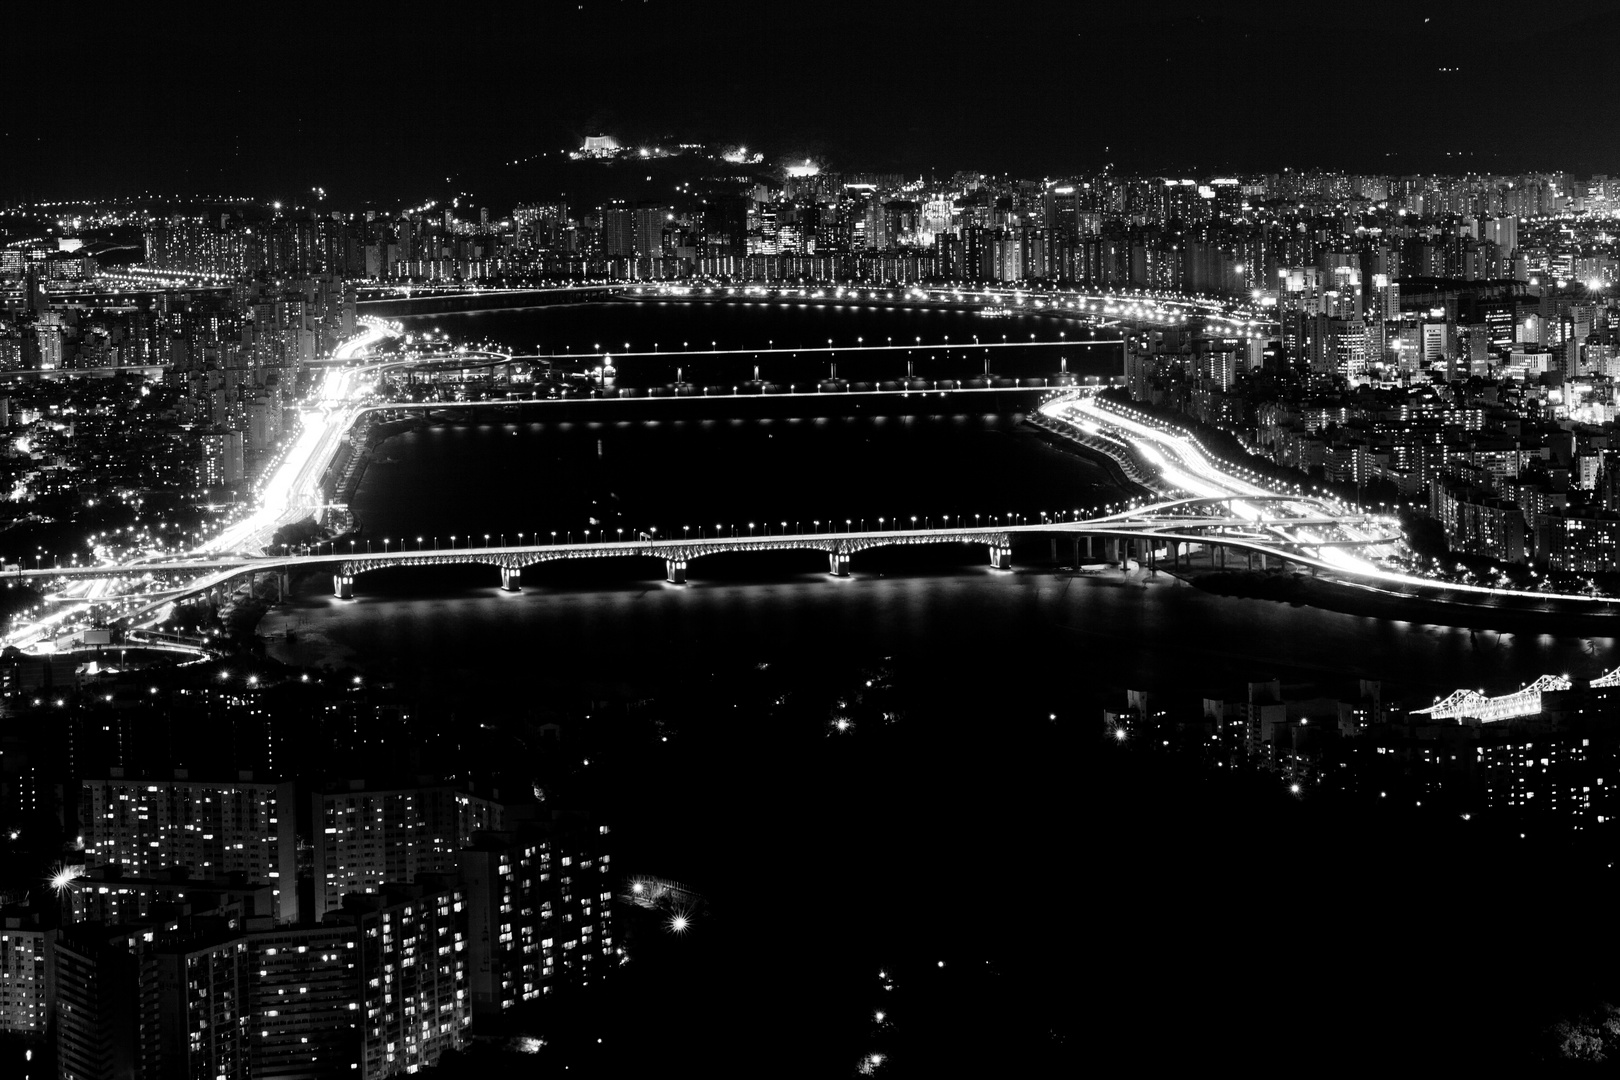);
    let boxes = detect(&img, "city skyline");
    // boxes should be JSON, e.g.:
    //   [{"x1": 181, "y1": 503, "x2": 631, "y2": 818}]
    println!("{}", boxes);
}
[{"x1": 13, "y1": 3, "x2": 1620, "y2": 1073}]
